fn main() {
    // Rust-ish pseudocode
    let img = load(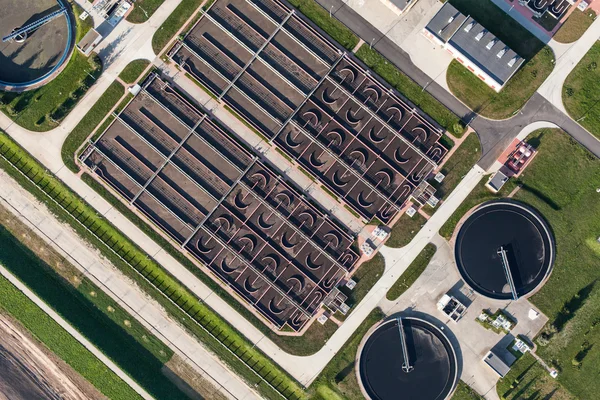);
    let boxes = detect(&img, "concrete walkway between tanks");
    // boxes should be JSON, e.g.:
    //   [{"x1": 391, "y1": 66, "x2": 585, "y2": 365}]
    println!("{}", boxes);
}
[
  {"x1": 0, "y1": 261, "x2": 154, "y2": 400},
  {"x1": 0, "y1": 169, "x2": 259, "y2": 400}
]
